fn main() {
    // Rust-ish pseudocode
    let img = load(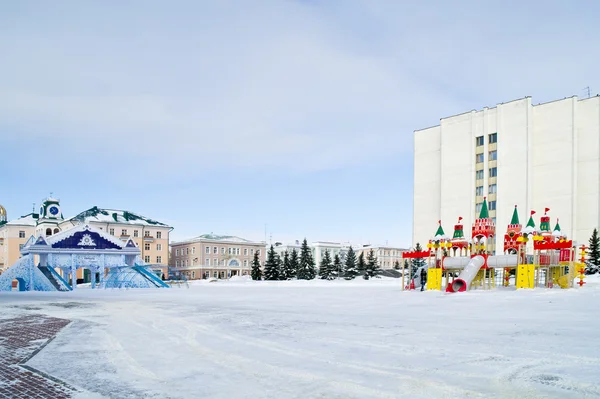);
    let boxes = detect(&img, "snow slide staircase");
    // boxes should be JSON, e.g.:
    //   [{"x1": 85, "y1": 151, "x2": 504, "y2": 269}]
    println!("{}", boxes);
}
[
  {"x1": 132, "y1": 265, "x2": 170, "y2": 288},
  {"x1": 38, "y1": 265, "x2": 72, "y2": 291}
]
